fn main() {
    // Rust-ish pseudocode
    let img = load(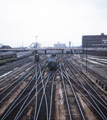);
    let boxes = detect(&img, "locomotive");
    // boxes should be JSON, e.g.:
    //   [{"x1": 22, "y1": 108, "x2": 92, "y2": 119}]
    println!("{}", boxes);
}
[
  {"x1": 35, "y1": 54, "x2": 39, "y2": 61},
  {"x1": 48, "y1": 53, "x2": 57, "y2": 70},
  {"x1": 66, "y1": 51, "x2": 70, "y2": 54}
]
